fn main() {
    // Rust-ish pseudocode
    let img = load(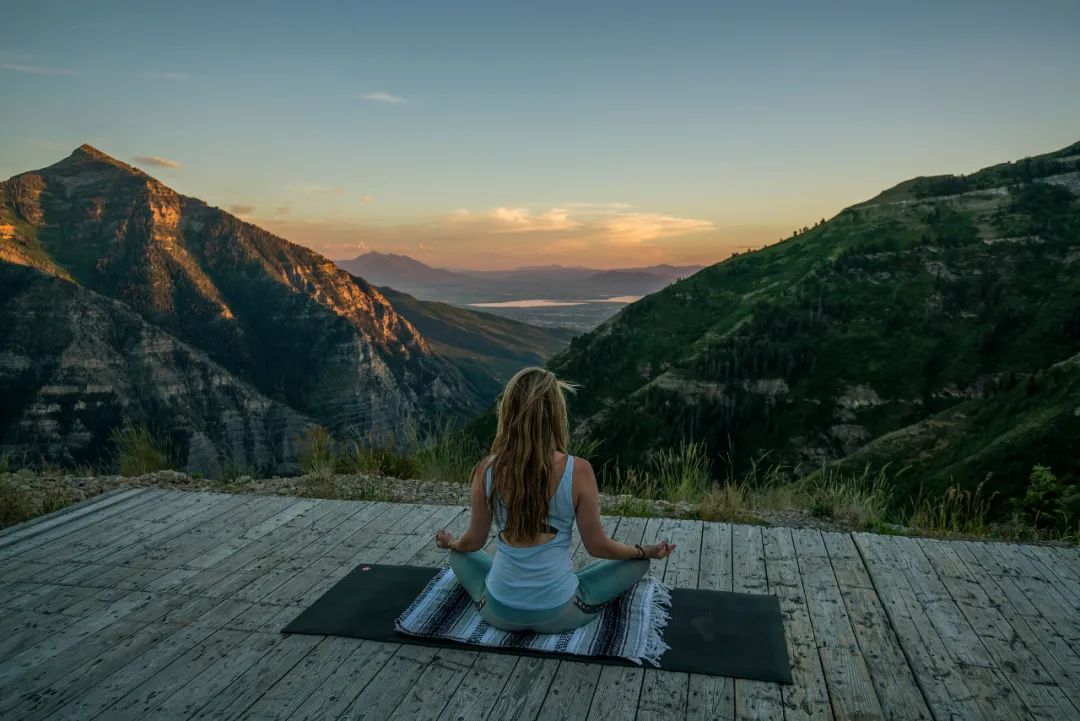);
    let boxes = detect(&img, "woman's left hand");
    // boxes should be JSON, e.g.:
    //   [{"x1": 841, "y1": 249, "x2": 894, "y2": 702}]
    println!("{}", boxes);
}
[{"x1": 435, "y1": 529, "x2": 454, "y2": 549}]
